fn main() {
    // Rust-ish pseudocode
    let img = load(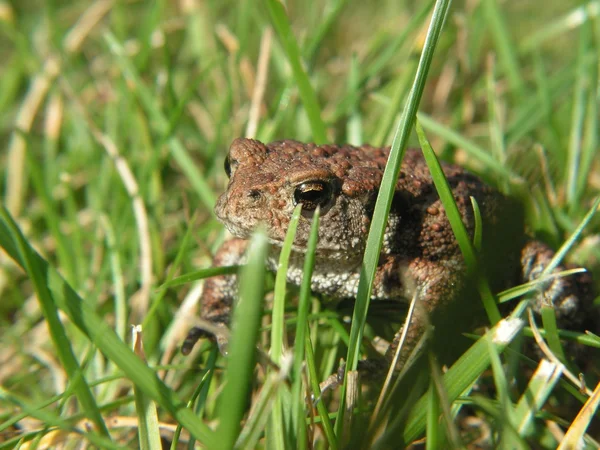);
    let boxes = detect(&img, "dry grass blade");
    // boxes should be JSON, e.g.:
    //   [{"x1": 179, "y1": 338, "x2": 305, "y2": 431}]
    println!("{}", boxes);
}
[{"x1": 558, "y1": 381, "x2": 600, "y2": 449}]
